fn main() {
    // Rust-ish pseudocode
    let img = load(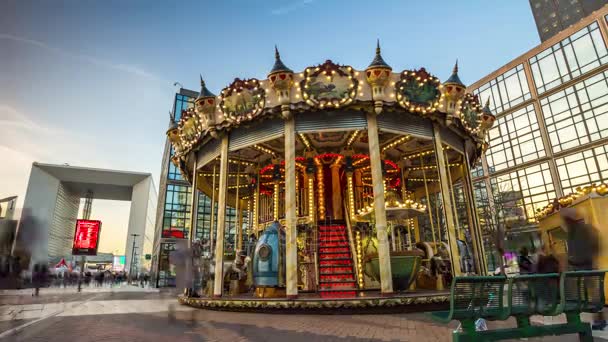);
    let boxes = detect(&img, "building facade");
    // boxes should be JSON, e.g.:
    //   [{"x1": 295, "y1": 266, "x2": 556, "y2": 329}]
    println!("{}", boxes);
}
[
  {"x1": 469, "y1": 4, "x2": 608, "y2": 268},
  {"x1": 17, "y1": 163, "x2": 156, "y2": 271},
  {"x1": 529, "y1": 0, "x2": 607, "y2": 42},
  {"x1": 151, "y1": 89, "x2": 242, "y2": 287}
]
